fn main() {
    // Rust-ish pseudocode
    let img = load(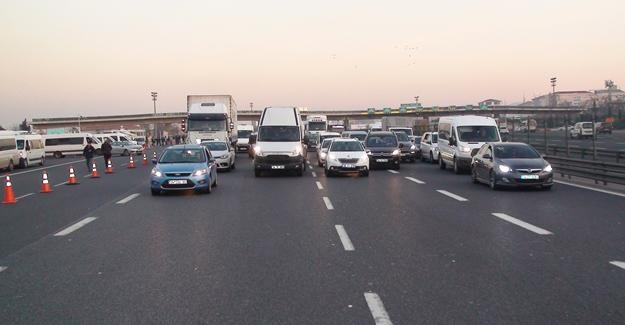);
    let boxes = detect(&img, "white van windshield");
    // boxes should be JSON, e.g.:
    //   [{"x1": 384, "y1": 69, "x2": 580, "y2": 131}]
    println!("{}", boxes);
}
[
  {"x1": 457, "y1": 126, "x2": 499, "y2": 142},
  {"x1": 17, "y1": 140, "x2": 25, "y2": 150},
  {"x1": 258, "y1": 126, "x2": 300, "y2": 142}
]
